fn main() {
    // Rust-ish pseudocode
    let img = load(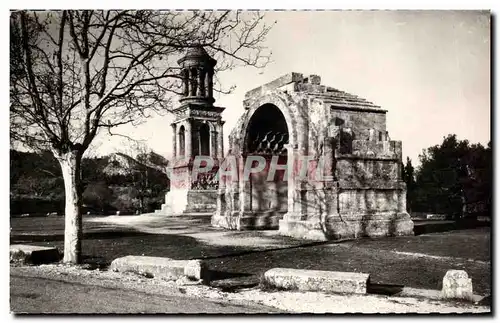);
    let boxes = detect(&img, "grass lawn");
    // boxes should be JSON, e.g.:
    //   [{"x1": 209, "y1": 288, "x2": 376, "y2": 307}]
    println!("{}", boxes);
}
[
  {"x1": 204, "y1": 235, "x2": 490, "y2": 295},
  {"x1": 10, "y1": 216, "x2": 491, "y2": 295},
  {"x1": 346, "y1": 227, "x2": 491, "y2": 262}
]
